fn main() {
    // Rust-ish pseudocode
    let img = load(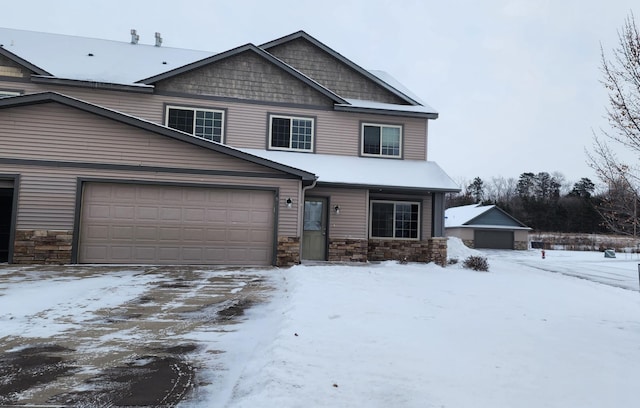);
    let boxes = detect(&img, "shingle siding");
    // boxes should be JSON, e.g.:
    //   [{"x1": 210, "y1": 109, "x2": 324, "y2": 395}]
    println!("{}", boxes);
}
[
  {"x1": 266, "y1": 38, "x2": 408, "y2": 105},
  {"x1": 154, "y1": 50, "x2": 335, "y2": 106}
]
